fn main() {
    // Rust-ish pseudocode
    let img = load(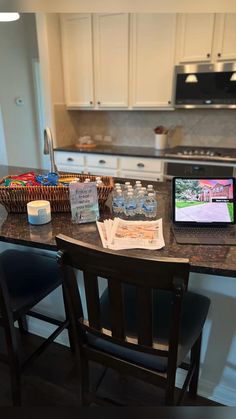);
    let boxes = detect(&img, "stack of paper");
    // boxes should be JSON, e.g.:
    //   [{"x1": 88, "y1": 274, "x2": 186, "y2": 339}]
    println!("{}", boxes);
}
[{"x1": 96, "y1": 218, "x2": 165, "y2": 250}]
